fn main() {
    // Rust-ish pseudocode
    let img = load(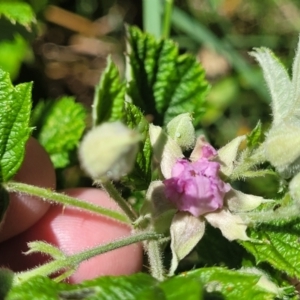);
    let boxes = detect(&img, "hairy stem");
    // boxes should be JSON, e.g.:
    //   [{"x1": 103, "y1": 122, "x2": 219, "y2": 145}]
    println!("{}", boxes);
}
[
  {"x1": 13, "y1": 231, "x2": 163, "y2": 285},
  {"x1": 100, "y1": 180, "x2": 137, "y2": 222},
  {"x1": 145, "y1": 239, "x2": 165, "y2": 281},
  {"x1": 4, "y1": 181, "x2": 130, "y2": 224}
]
